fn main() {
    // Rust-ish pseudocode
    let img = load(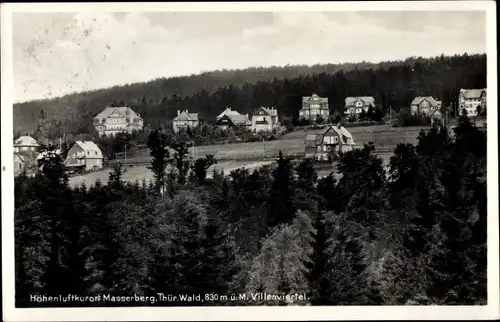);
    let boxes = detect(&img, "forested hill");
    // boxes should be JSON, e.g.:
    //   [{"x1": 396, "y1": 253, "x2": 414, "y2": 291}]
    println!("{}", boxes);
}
[{"x1": 14, "y1": 53, "x2": 486, "y2": 137}]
